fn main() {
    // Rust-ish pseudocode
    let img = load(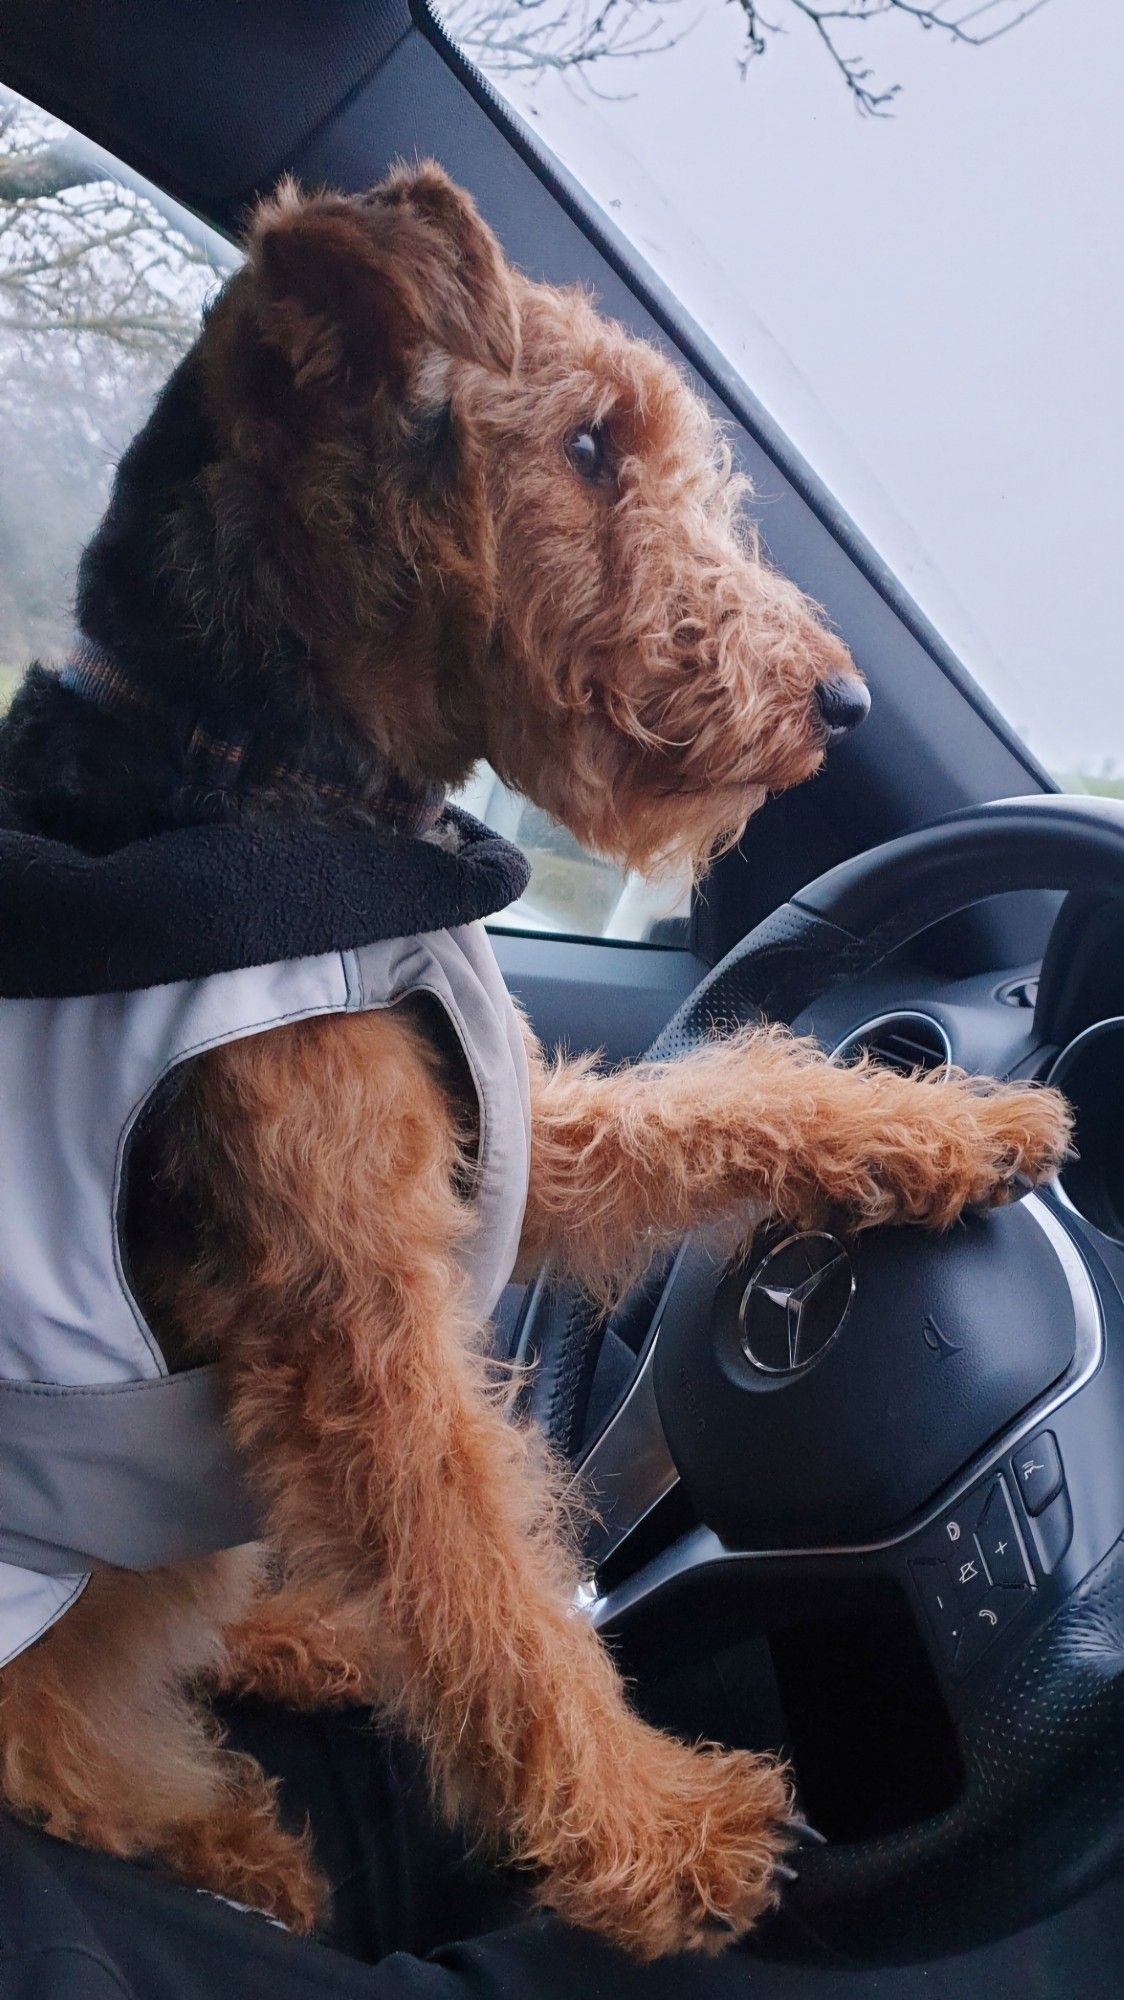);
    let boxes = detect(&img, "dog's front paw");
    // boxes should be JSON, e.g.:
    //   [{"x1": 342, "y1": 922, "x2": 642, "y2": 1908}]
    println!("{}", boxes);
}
[
  {"x1": 537, "y1": 1739, "x2": 795, "y2": 1959},
  {"x1": 954, "y1": 1079, "x2": 1074, "y2": 1216},
  {"x1": 838, "y1": 1075, "x2": 1073, "y2": 1232}
]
